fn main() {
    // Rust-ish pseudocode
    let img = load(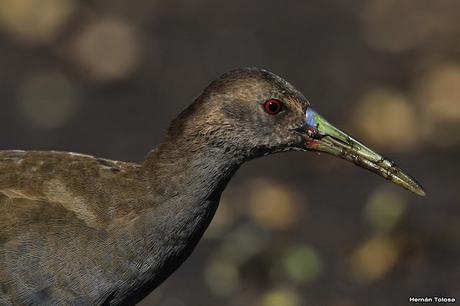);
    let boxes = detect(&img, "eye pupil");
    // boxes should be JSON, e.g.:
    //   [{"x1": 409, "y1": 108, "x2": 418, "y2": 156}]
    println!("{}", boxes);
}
[
  {"x1": 264, "y1": 99, "x2": 282, "y2": 115},
  {"x1": 268, "y1": 102, "x2": 278, "y2": 112}
]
